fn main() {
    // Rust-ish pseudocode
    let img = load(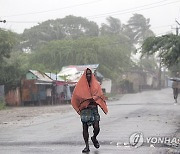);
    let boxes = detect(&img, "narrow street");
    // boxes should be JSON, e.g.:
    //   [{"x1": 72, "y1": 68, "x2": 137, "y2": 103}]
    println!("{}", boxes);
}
[{"x1": 0, "y1": 88, "x2": 180, "y2": 154}]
